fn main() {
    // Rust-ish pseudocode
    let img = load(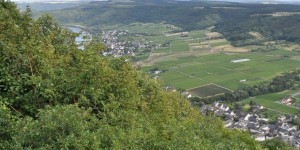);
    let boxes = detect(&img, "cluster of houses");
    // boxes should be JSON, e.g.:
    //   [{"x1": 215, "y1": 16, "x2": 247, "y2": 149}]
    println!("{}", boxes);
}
[
  {"x1": 201, "y1": 102, "x2": 300, "y2": 148},
  {"x1": 279, "y1": 97, "x2": 293, "y2": 105},
  {"x1": 102, "y1": 30, "x2": 137, "y2": 57},
  {"x1": 101, "y1": 30, "x2": 162, "y2": 57}
]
